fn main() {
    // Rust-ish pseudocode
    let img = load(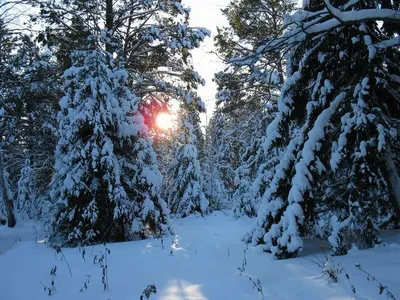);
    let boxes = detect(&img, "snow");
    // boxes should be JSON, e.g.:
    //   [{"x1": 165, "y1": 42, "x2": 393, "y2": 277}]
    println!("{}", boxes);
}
[
  {"x1": 1, "y1": 213, "x2": 400, "y2": 299},
  {"x1": 289, "y1": 92, "x2": 345, "y2": 204},
  {"x1": 323, "y1": 0, "x2": 400, "y2": 24},
  {"x1": 0, "y1": 221, "x2": 42, "y2": 255},
  {"x1": 375, "y1": 36, "x2": 400, "y2": 49}
]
